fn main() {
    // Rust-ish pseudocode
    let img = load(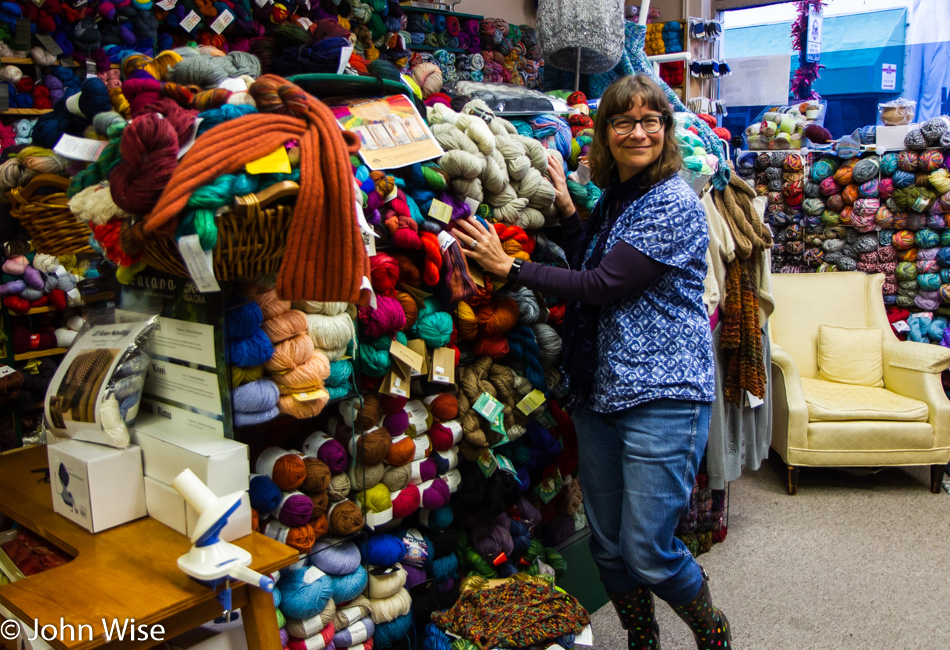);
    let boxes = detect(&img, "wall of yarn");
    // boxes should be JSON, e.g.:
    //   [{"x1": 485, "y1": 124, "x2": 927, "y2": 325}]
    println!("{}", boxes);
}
[
  {"x1": 475, "y1": 18, "x2": 542, "y2": 89},
  {"x1": 737, "y1": 145, "x2": 950, "y2": 395},
  {"x1": 644, "y1": 20, "x2": 684, "y2": 56}
]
